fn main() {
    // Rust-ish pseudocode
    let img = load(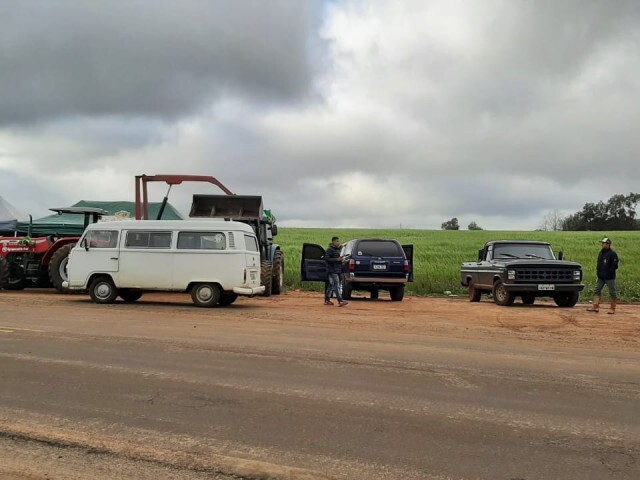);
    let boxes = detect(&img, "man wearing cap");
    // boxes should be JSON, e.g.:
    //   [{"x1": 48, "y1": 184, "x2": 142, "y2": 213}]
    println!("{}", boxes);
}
[{"x1": 587, "y1": 237, "x2": 619, "y2": 314}]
